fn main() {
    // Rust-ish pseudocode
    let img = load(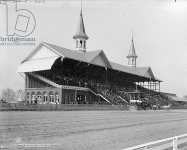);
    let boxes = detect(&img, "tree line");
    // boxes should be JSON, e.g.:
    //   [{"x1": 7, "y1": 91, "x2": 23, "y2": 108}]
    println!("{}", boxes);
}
[{"x1": 0, "y1": 88, "x2": 25, "y2": 103}]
